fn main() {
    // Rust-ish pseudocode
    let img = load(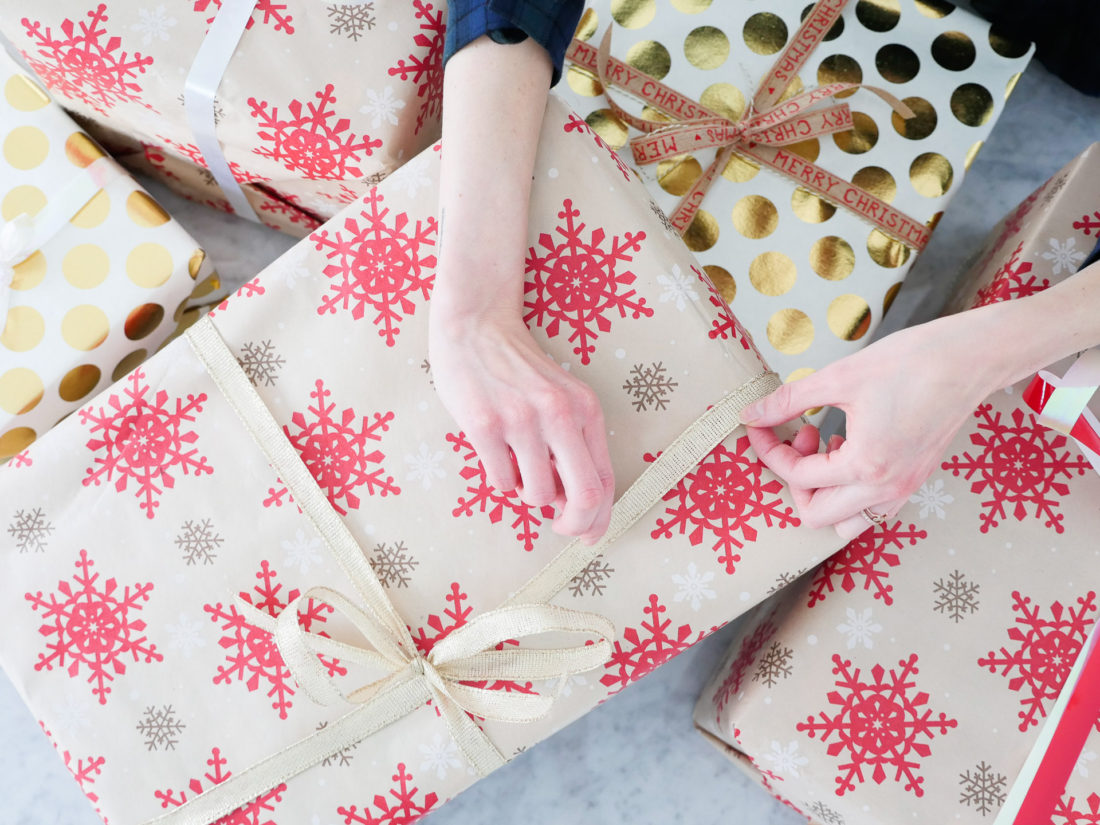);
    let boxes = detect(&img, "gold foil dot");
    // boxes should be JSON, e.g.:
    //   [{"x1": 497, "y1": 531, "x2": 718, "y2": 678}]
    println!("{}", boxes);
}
[
  {"x1": 640, "y1": 105, "x2": 674, "y2": 124},
  {"x1": 749, "y1": 252, "x2": 797, "y2": 296},
  {"x1": 791, "y1": 188, "x2": 836, "y2": 223},
  {"x1": 585, "y1": 109, "x2": 629, "y2": 150},
  {"x1": 910, "y1": 152, "x2": 953, "y2": 197},
  {"x1": 989, "y1": 25, "x2": 1030, "y2": 59},
  {"x1": 786, "y1": 139, "x2": 821, "y2": 163},
  {"x1": 4, "y1": 75, "x2": 50, "y2": 111},
  {"x1": 786, "y1": 366, "x2": 815, "y2": 383},
  {"x1": 128, "y1": 242, "x2": 174, "y2": 288},
  {"x1": 124, "y1": 303, "x2": 166, "y2": 340},
  {"x1": 776, "y1": 76, "x2": 806, "y2": 105},
  {"x1": 611, "y1": 0, "x2": 656, "y2": 29},
  {"x1": 64, "y1": 132, "x2": 106, "y2": 168},
  {"x1": 767, "y1": 309, "x2": 814, "y2": 355},
  {"x1": 657, "y1": 156, "x2": 704, "y2": 196},
  {"x1": 575, "y1": 8, "x2": 598, "y2": 40},
  {"x1": 112, "y1": 349, "x2": 148, "y2": 382},
  {"x1": 626, "y1": 40, "x2": 671, "y2": 80},
  {"x1": 0, "y1": 368, "x2": 44, "y2": 414},
  {"x1": 158, "y1": 308, "x2": 203, "y2": 352},
  {"x1": 70, "y1": 189, "x2": 111, "y2": 229},
  {"x1": 810, "y1": 236, "x2": 856, "y2": 281},
  {"x1": 914, "y1": 0, "x2": 954, "y2": 17},
  {"x1": 0, "y1": 427, "x2": 36, "y2": 460},
  {"x1": 683, "y1": 209, "x2": 719, "y2": 252},
  {"x1": 883, "y1": 281, "x2": 902, "y2": 314},
  {"x1": 190, "y1": 272, "x2": 221, "y2": 301},
  {"x1": 58, "y1": 364, "x2": 102, "y2": 403},
  {"x1": 950, "y1": 83, "x2": 994, "y2": 127},
  {"x1": 817, "y1": 54, "x2": 862, "y2": 99},
  {"x1": 852, "y1": 166, "x2": 897, "y2": 202},
  {"x1": 856, "y1": 0, "x2": 900, "y2": 32},
  {"x1": 704, "y1": 265, "x2": 736, "y2": 303},
  {"x1": 700, "y1": 83, "x2": 746, "y2": 122},
  {"x1": 1, "y1": 185, "x2": 47, "y2": 220},
  {"x1": 188, "y1": 249, "x2": 207, "y2": 280},
  {"x1": 672, "y1": 0, "x2": 712, "y2": 12},
  {"x1": 566, "y1": 66, "x2": 602, "y2": 97},
  {"x1": 833, "y1": 112, "x2": 878, "y2": 154},
  {"x1": 964, "y1": 140, "x2": 983, "y2": 171},
  {"x1": 722, "y1": 152, "x2": 759, "y2": 183},
  {"x1": 11, "y1": 251, "x2": 47, "y2": 291},
  {"x1": 875, "y1": 44, "x2": 920, "y2": 84},
  {"x1": 827, "y1": 294, "x2": 871, "y2": 340},
  {"x1": 891, "y1": 96, "x2": 937, "y2": 140},
  {"x1": 173, "y1": 295, "x2": 191, "y2": 322},
  {"x1": 3, "y1": 126, "x2": 49, "y2": 171},
  {"x1": 932, "y1": 31, "x2": 976, "y2": 72},
  {"x1": 742, "y1": 12, "x2": 788, "y2": 56},
  {"x1": 63, "y1": 244, "x2": 111, "y2": 289},
  {"x1": 684, "y1": 26, "x2": 730, "y2": 70},
  {"x1": 800, "y1": 4, "x2": 844, "y2": 40},
  {"x1": 2, "y1": 306, "x2": 45, "y2": 352},
  {"x1": 867, "y1": 229, "x2": 911, "y2": 268},
  {"x1": 927, "y1": 211, "x2": 944, "y2": 232},
  {"x1": 126, "y1": 190, "x2": 171, "y2": 227},
  {"x1": 732, "y1": 195, "x2": 779, "y2": 239},
  {"x1": 1005, "y1": 71, "x2": 1022, "y2": 101},
  {"x1": 61, "y1": 305, "x2": 110, "y2": 351}
]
